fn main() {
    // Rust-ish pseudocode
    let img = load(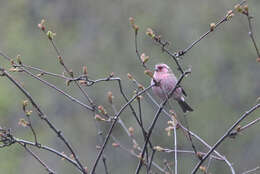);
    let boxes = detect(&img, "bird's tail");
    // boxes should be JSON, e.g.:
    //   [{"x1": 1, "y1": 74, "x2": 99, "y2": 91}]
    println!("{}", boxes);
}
[{"x1": 177, "y1": 100, "x2": 193, "y2": 113}]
